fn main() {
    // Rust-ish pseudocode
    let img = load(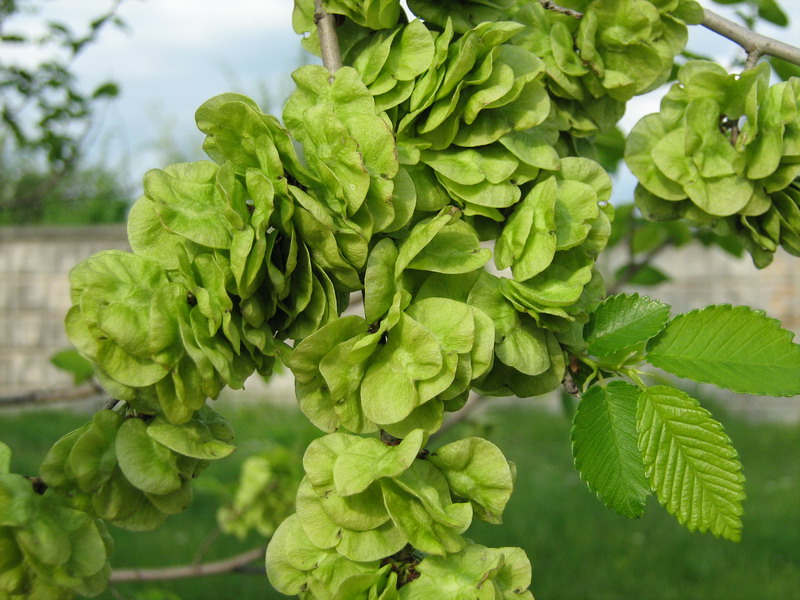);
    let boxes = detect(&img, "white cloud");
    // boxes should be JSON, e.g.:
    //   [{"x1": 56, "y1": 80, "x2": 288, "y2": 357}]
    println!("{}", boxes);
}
[
  {"x1": 116, "y1": 0, "x2": 294, "y2": 45},
  {"x1": 7, "y1": 0, "x2": 800, "y2": 191}
]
